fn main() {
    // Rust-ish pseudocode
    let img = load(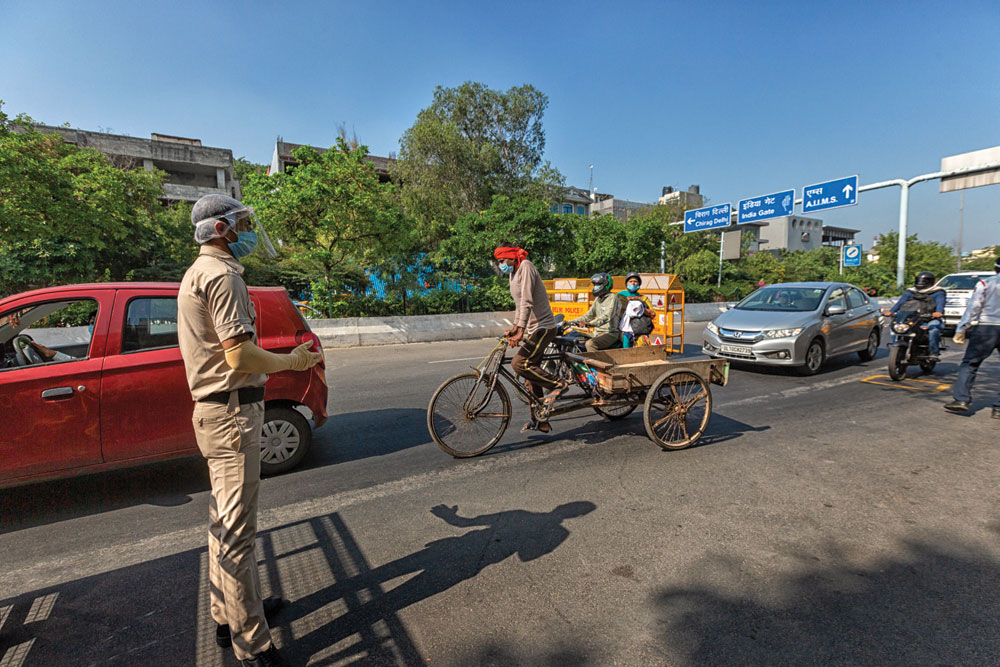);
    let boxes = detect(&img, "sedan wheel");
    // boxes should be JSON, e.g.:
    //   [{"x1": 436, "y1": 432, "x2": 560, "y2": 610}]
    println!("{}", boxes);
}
[
  {"x1": 260, "y1": 407, "x2": 312, "y2": 476},
  {"x1": 797, "y1": 339, "x2": 825, "y2": 376},
  {"x1": 858, "y1": 329, "x2": 879, "y2": 361}
]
